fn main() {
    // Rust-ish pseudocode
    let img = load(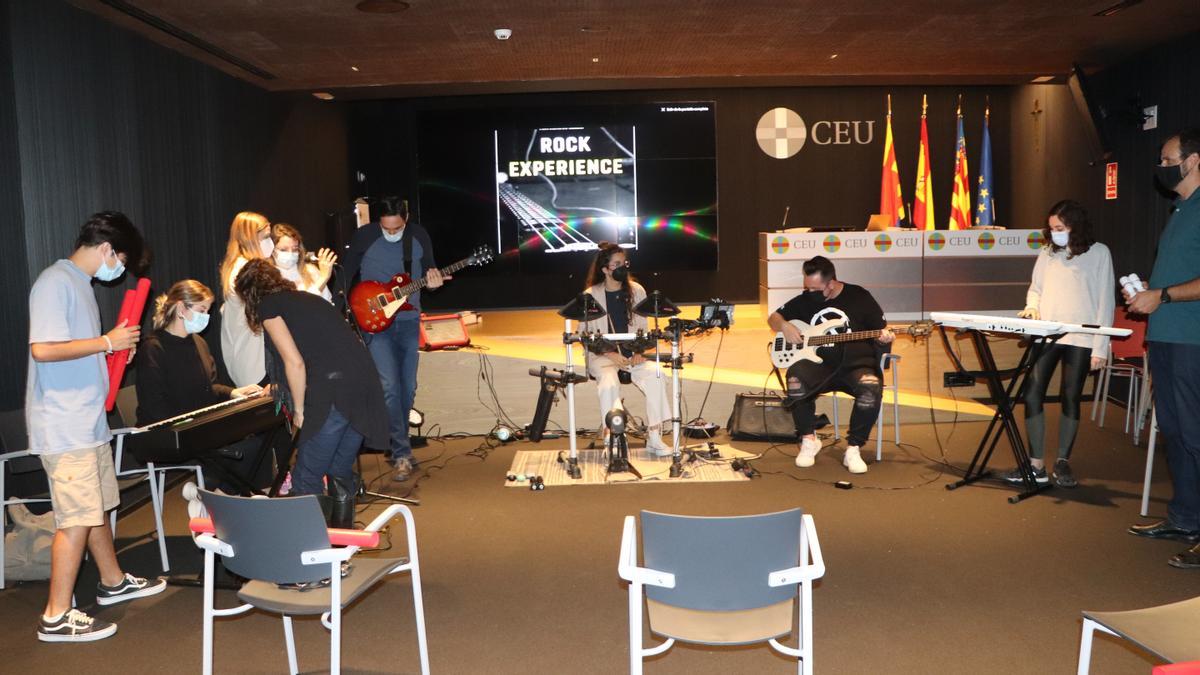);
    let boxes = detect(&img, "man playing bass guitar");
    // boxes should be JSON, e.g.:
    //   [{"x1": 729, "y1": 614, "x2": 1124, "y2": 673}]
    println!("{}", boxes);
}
[
  {"x1": 767, "y1": 256, "x2": 894, "y2": 474},
  {"x1": 341, "y1": 196, "x2": 443, "y2": 481}
]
